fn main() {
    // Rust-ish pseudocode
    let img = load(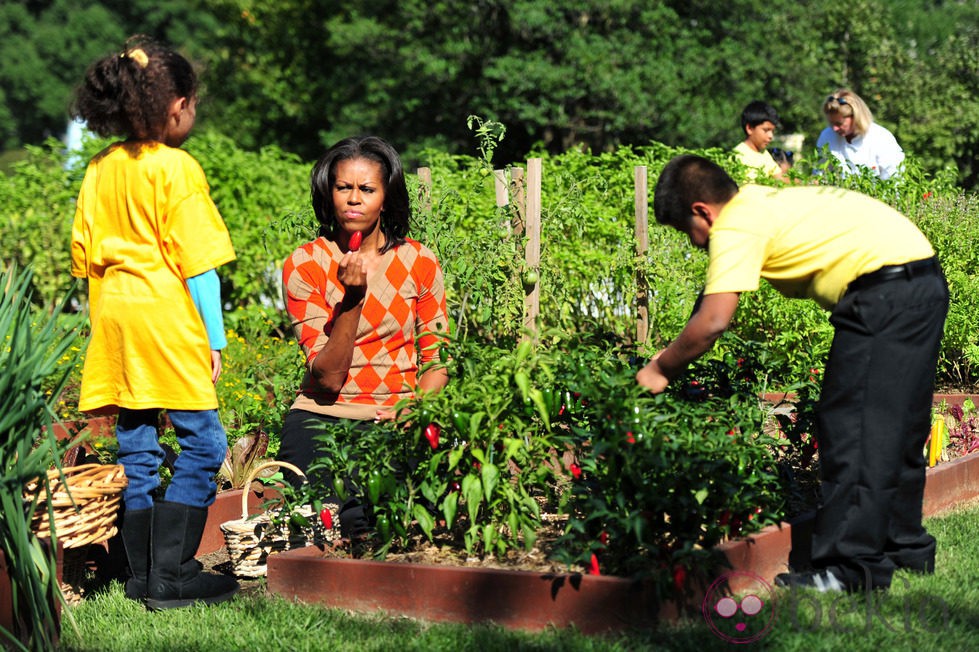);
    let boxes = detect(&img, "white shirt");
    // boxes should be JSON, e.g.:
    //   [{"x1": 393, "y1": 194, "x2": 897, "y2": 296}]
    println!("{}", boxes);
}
[{"x1": 815, "y1": 122, "x2": 905, "y2": 180}]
